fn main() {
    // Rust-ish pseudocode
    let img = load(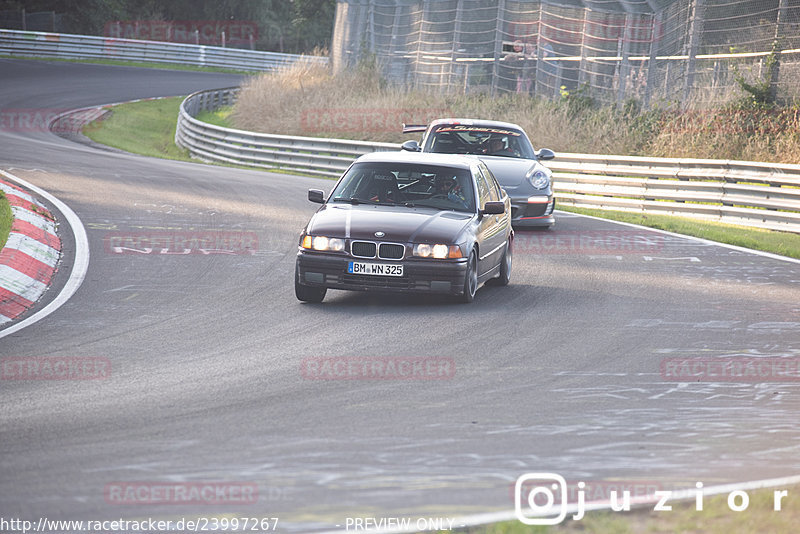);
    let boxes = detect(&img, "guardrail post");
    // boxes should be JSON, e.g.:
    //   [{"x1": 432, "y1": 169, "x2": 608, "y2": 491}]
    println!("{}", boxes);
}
[{"x1": 683, "y1": 0, "x2": 706, "y2": 109}]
